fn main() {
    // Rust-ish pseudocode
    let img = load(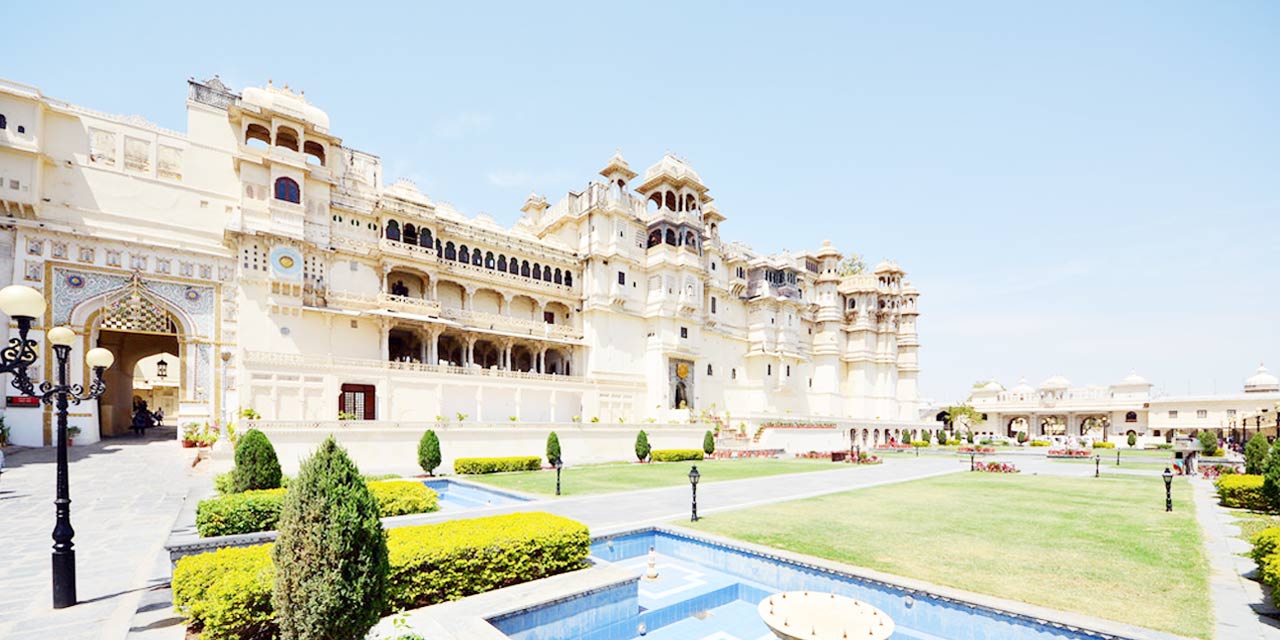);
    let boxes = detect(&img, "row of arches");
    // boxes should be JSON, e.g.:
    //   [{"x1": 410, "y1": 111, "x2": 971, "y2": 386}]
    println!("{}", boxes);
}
[
  {"x1": 388, "y1": 328, "x2": 573, "y2": 374},
  {"x1": 645, "y1": 190, "x2": 701, "y2": 215},
  {"x1": 646, "y1": 224, "x2": 701, "y2": 253},
  {"x1": 245, "y1": 123, "x2": 326, "y2": 166},
  {"x1": 387, "y1": 272, "x2": 574, "y2": 324},
  {"x1": 384, "y1": 221, "x2": 574, "y2": 287}
]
